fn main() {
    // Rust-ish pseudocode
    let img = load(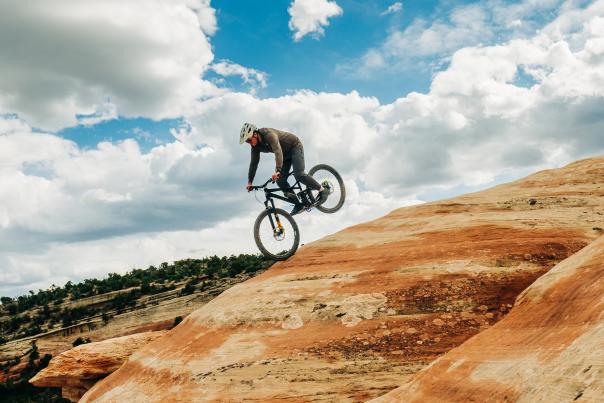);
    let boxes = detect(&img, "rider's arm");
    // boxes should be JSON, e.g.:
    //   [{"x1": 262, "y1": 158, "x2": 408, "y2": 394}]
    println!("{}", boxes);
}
[
  {"x1": 248, "y1": 148, "x2": 260, "y2": 183},
  {"x1": 264, "y1": 131, "x2": 283, "y2": 173}
]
